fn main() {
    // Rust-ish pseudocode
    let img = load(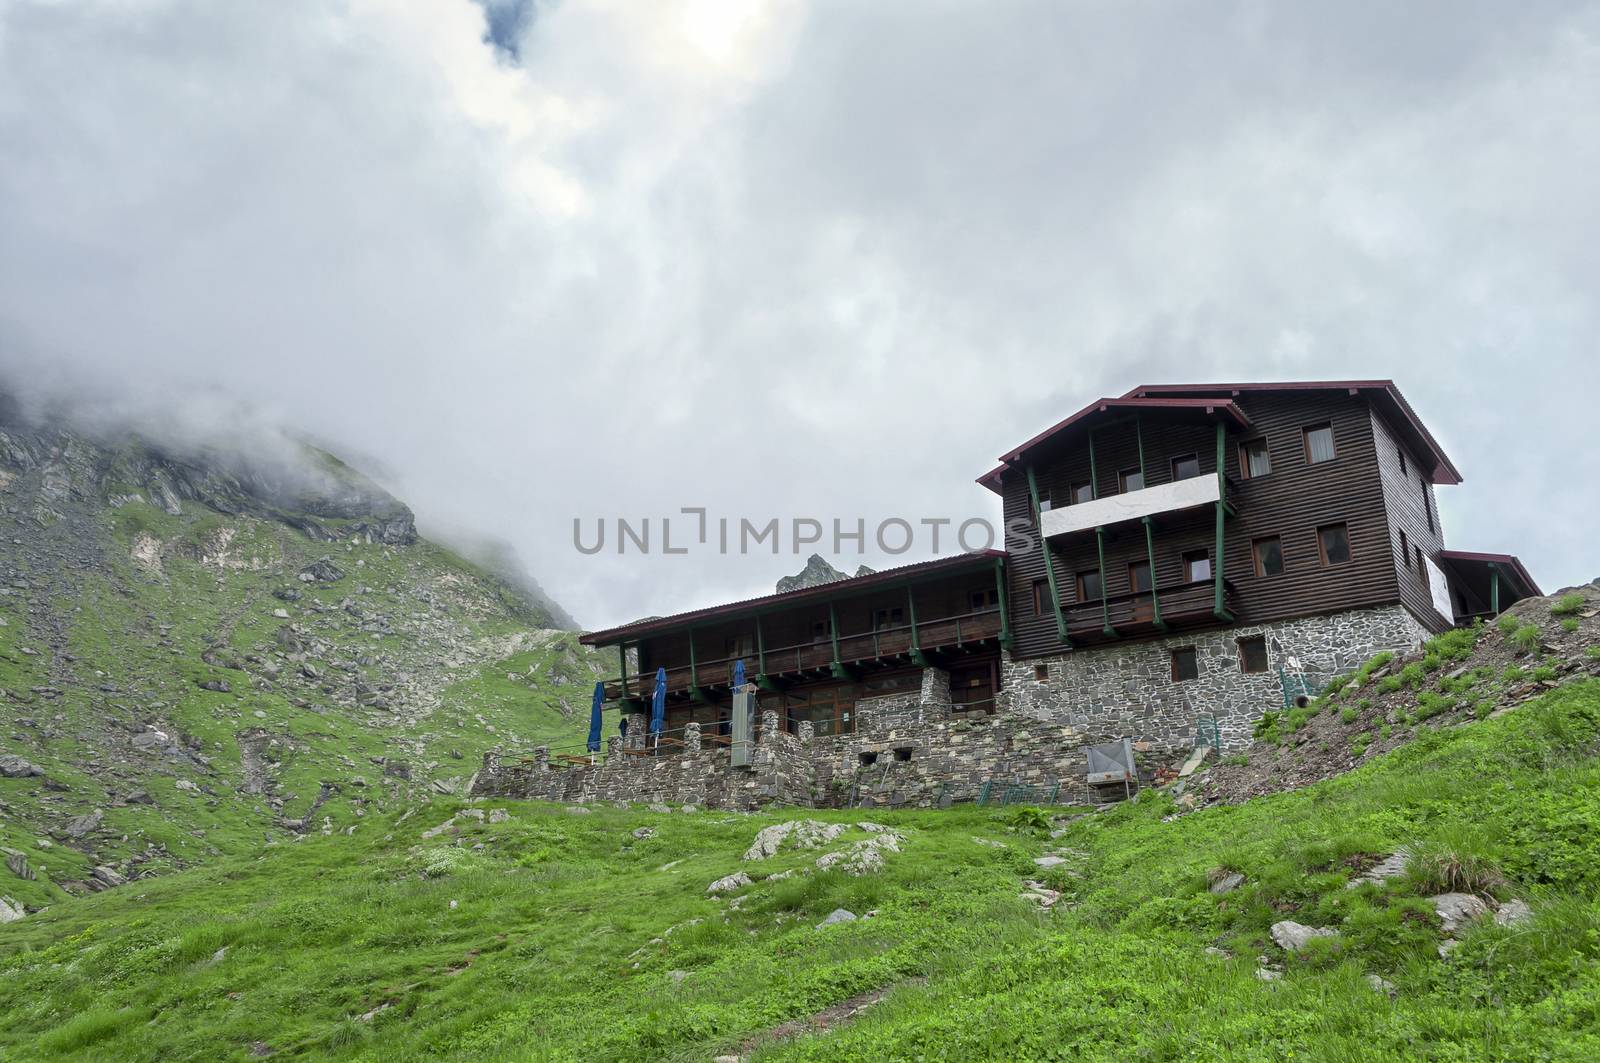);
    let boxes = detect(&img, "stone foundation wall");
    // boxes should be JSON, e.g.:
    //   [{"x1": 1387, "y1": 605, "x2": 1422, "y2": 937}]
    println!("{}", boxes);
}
[
  {"x1": 998, "y1": 604, "x2": 1432, "y2": 752},
  {"x1": 471, "y1": 605, "x2": 1429, "y2": 808}
]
